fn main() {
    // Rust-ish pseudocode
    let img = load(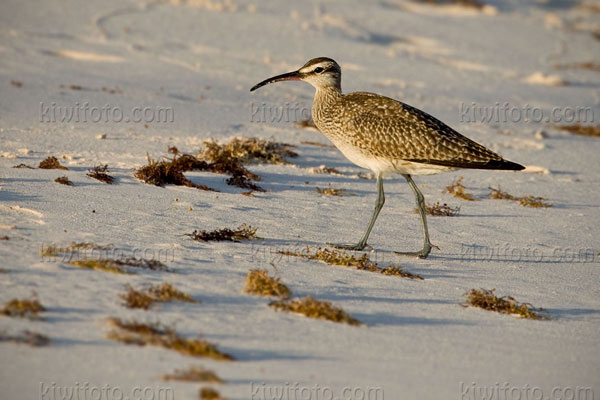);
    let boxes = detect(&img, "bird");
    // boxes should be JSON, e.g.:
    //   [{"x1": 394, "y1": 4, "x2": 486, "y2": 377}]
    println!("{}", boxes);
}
[{"x1": 250, "y1": 57, "x2": 524, "y2": 259}]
